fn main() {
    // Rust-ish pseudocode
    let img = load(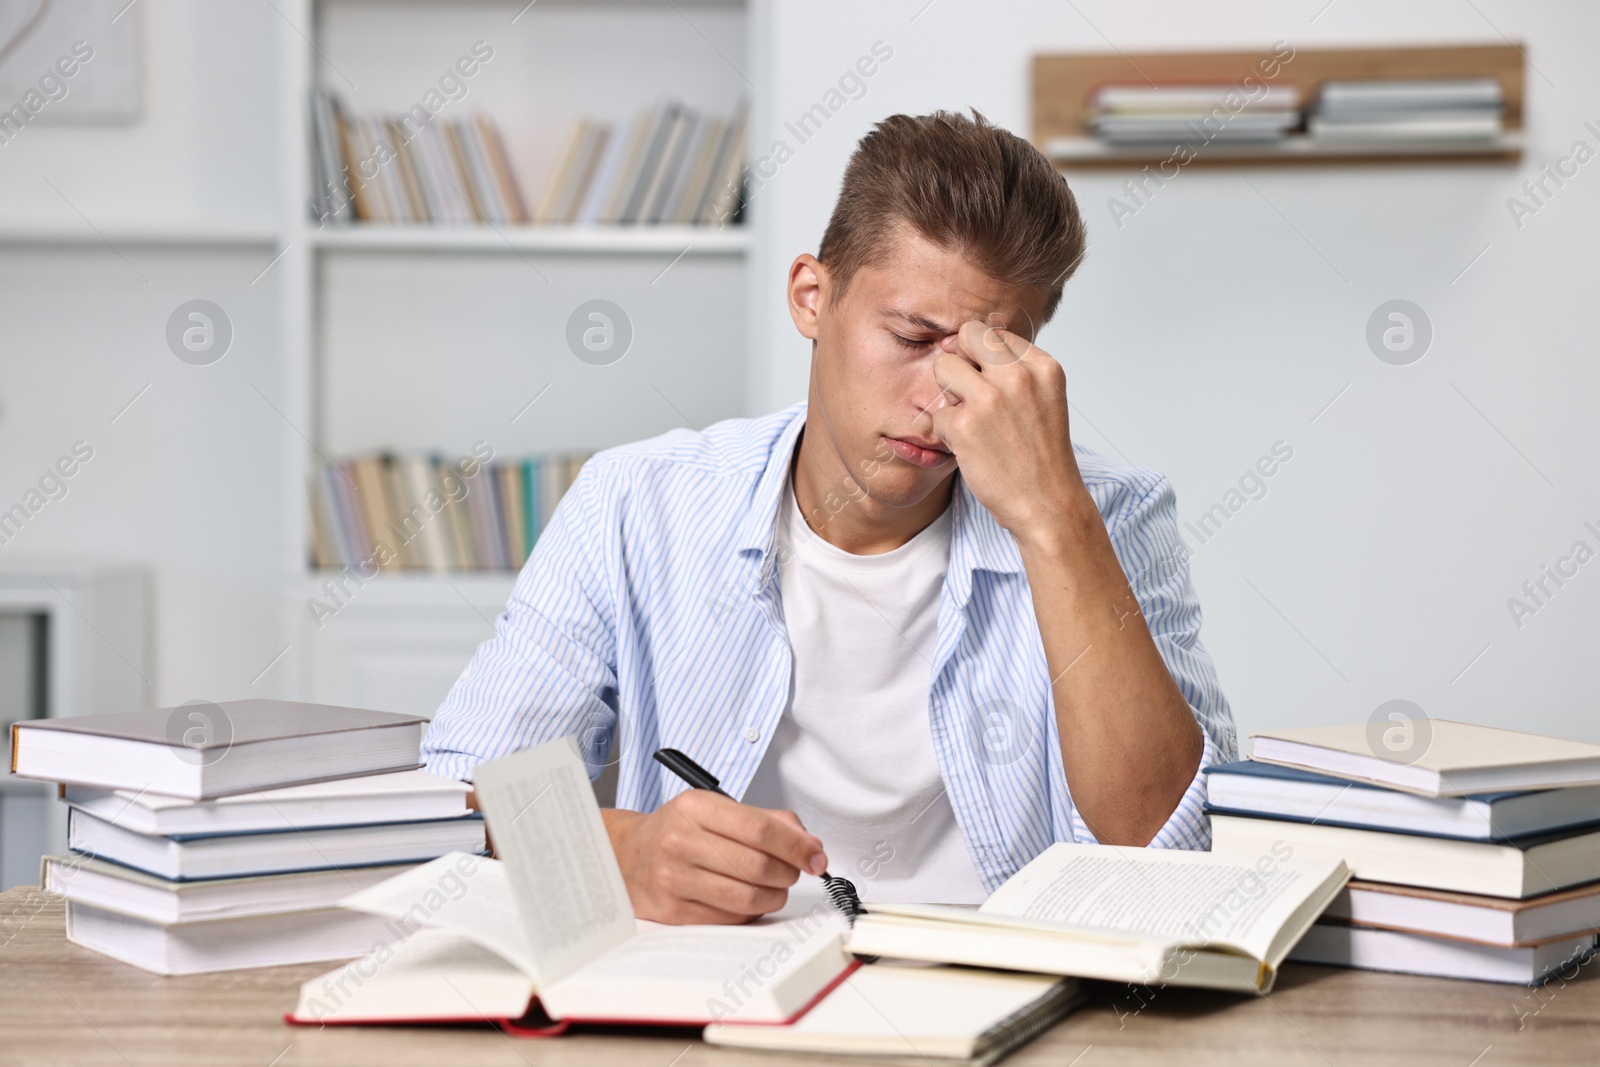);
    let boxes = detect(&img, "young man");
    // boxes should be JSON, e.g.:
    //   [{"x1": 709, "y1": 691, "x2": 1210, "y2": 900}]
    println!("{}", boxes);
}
[{"x1": 424, "y1": 111, "x2": 1236, "y2": 924}]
